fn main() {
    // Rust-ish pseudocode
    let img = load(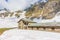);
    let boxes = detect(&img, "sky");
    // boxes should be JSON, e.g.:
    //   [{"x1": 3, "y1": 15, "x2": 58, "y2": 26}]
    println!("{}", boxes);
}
[
  {"x1": 0, "y1": 0, "x2": 39, "y2": 11},
  {"x1": 0, "y1": 0, "x2": 47, "y2": 11}
]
